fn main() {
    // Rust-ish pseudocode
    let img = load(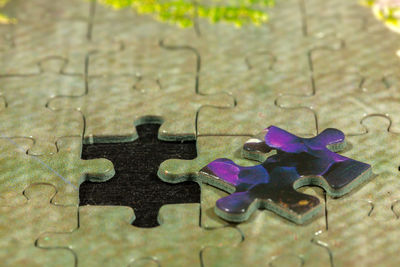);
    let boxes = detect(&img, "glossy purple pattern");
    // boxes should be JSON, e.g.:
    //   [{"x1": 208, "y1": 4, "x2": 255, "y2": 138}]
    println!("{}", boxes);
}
[{"x1": 200, "y1": 126, "x2": 372, "y2": 224}]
